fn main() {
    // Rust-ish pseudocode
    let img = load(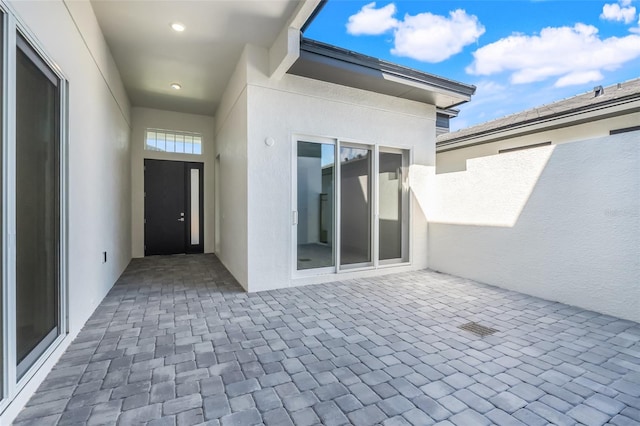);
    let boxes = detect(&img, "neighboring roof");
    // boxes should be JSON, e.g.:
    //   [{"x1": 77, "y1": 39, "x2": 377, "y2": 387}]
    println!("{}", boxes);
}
[
  {"x1": 288, "y1": 38, "x2": 476, "y2": 109},
  {"x1": 438, "y1": 77, "x2": 640, "y2": 149}
]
